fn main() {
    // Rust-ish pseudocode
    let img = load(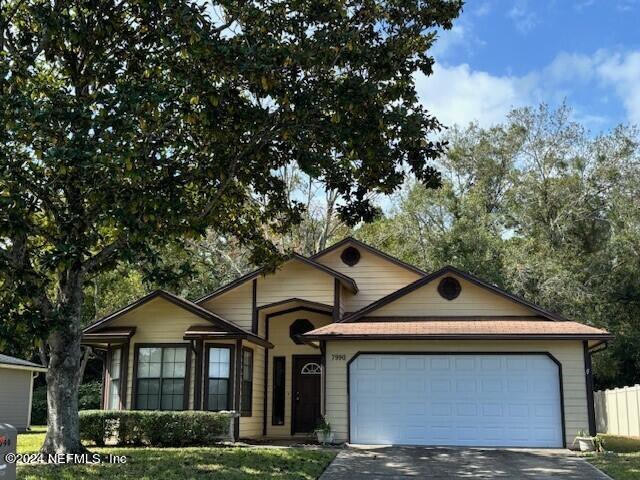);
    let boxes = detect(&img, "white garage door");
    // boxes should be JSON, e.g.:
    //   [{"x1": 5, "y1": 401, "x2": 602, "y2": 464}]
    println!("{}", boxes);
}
[{"x1": 349, "y1": 354, "x2": 563, "y2": 447}]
